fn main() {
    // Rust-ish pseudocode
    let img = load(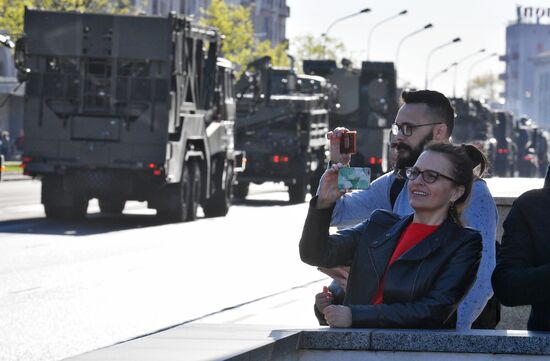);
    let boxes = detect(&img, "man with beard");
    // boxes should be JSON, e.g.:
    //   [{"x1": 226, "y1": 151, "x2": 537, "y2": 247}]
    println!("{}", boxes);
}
[{"x1": 314, "y1": 90, "x2": 498, "y2": 330}]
